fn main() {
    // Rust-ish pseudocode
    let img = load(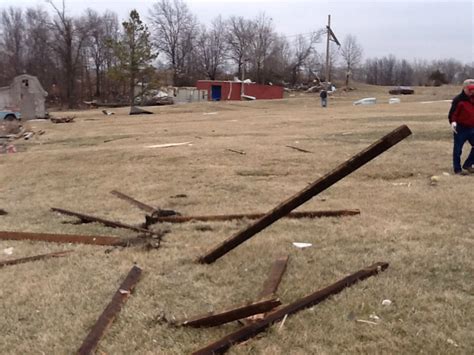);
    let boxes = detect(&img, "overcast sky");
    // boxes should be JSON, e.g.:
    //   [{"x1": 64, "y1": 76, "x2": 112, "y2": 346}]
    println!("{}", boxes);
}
[{"x1": 4, "y1": 0, "x2": 474, "y2": 64}]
